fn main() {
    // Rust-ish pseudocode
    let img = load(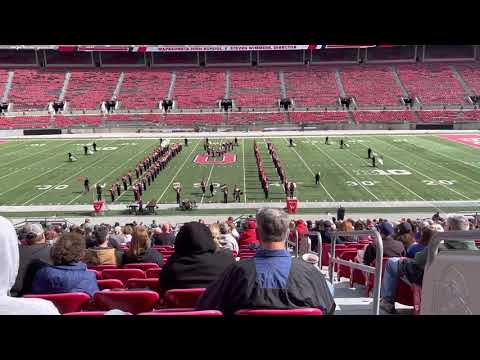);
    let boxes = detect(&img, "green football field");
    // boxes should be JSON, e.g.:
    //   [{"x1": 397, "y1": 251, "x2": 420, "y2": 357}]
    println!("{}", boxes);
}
[{"x1": 0, "y1": 134, "x2": 479, "y2": 207}]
